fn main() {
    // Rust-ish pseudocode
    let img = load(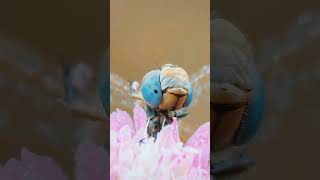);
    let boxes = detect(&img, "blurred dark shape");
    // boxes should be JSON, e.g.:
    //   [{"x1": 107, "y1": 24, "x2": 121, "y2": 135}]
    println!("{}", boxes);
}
[
  {"x1": 0, "y1": 148, "x2": 68, "y2": 180},
  {"x1": 0, "y1": 0, "x2": 109, "y2": 179},
  {"x1": 256, "y1": 11, "x2": 320, "y2": 72},
  {"x1": 0, "y1": 142, "x2": 107, "y2": 180},
  {"x1": 75, "y1": 141, "x2": 108, "y2": 180},
  {"x1": 99, "y1": 48, "x2": 110, "y2": 117},
  {"x1": 0, "y1": 35, "x2": 107, "y2": 179},
  {"x1": 252, "y1": 10, "x2": 320, "y2": 143},
  {"x1": 64, "y1": 63, "x2": 93, "y2": 103},
  {"x1": 213, "y1": 6, "x2": 320, "y2": 180},
  {"x1": 211, "y1": 18, "x2": 265, "y2": 176}
]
